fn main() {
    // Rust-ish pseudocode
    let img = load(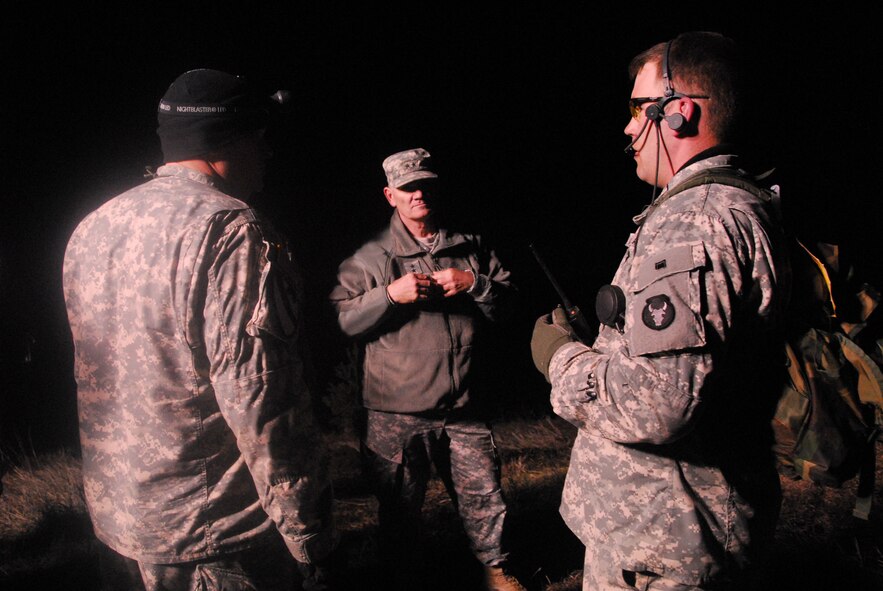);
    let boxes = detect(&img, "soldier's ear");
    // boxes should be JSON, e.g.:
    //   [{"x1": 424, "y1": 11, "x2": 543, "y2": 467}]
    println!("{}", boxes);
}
[
  {"x1": 383, "y1": 187, "x2": 396, "y2": 208},
  {"x1": 671, "y1": 97, "x2": 699, "y2": 138}
]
